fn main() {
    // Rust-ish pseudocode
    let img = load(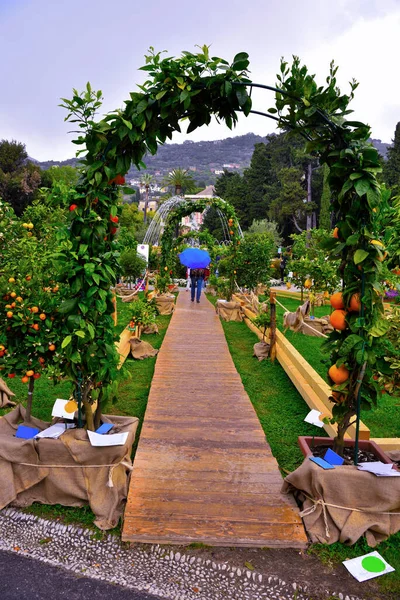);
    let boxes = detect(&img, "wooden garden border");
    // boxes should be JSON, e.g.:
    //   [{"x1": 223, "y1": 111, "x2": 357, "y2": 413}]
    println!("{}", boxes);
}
[
  {"x1": 232, "y1": 294, "x2": 369, "y2": 440},
  {"x1": 233, "y1": 294, "x2": 400, "y2": 450}
]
